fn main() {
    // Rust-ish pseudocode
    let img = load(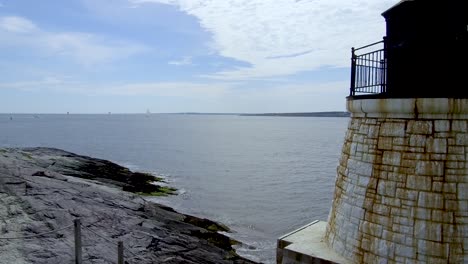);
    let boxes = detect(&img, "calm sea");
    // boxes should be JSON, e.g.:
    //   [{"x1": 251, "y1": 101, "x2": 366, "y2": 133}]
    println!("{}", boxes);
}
[{"x1": 0, "y1": 114, "x2": 348, "y2": 263}]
